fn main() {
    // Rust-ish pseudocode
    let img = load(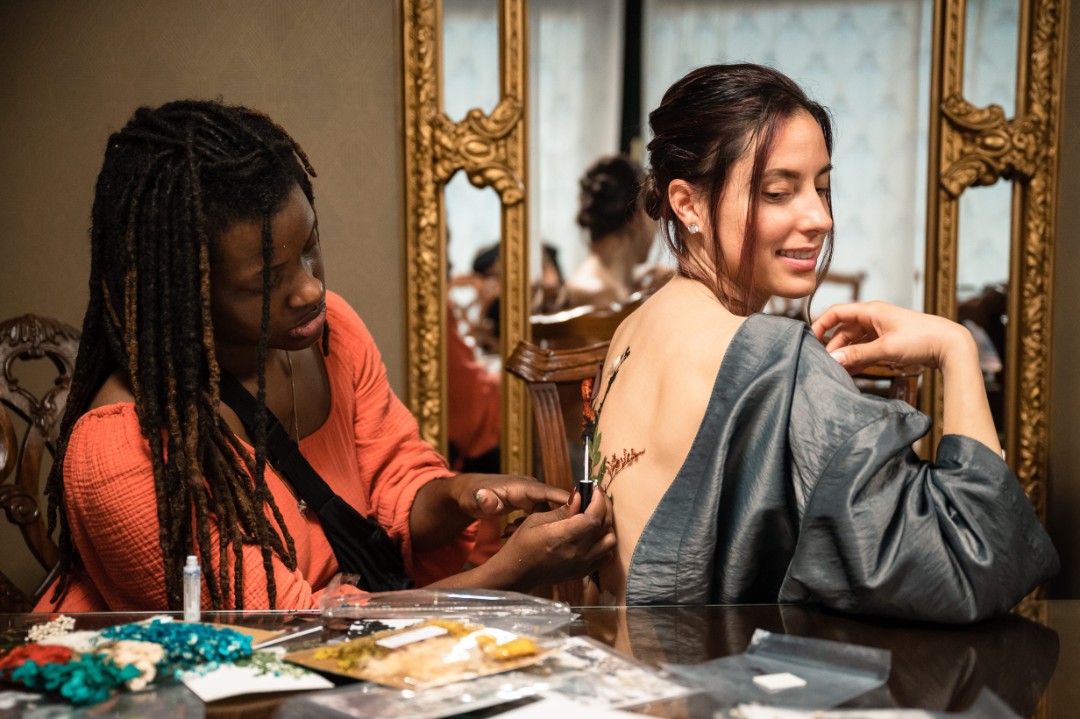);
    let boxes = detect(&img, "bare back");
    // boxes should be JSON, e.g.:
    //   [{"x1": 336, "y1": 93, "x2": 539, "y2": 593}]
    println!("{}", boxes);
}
[{"x1": 588, "y1": 275, "x2": 745, "y2": 603}]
